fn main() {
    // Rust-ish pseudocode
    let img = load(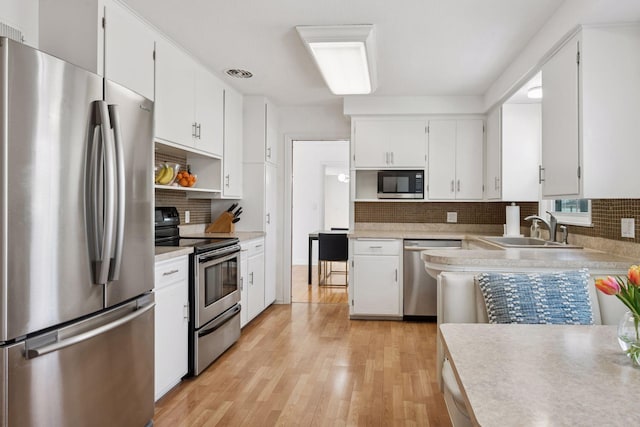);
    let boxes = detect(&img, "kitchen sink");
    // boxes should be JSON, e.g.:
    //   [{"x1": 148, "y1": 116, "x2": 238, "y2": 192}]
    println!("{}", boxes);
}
[{"x1": 479, "y1": 236, "x2": 582, "y2": 249}]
